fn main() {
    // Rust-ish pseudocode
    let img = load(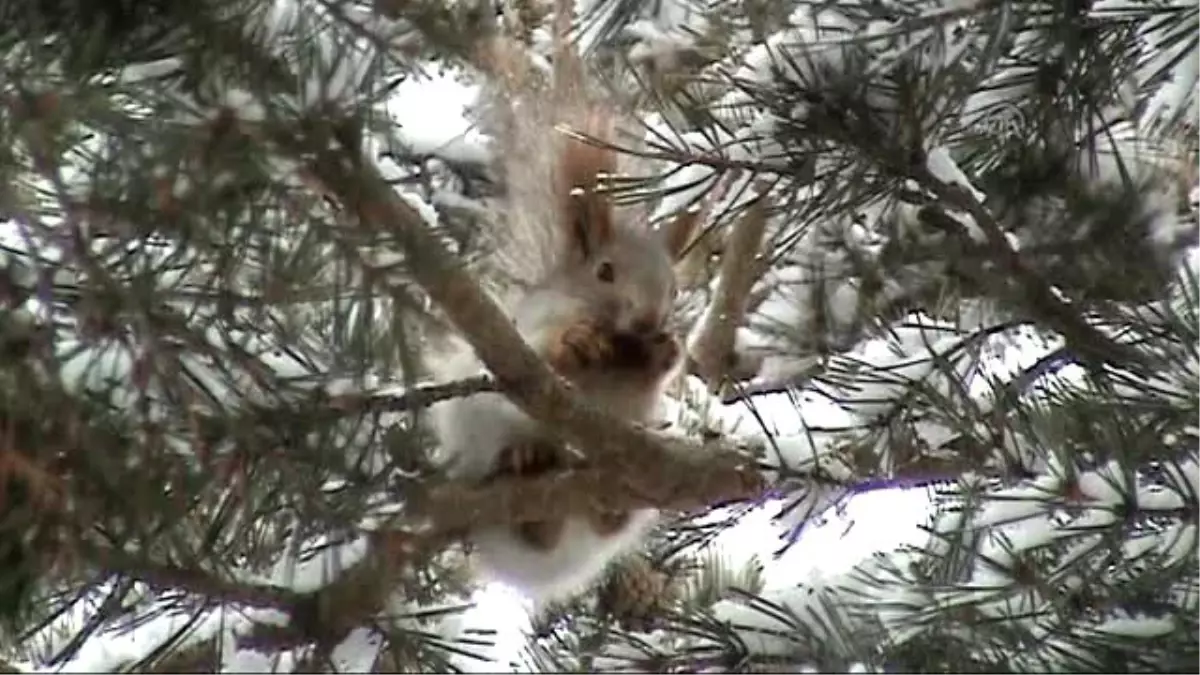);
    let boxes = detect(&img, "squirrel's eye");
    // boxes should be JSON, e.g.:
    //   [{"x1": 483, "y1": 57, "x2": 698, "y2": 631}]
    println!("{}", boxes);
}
[{"x1": 596, "y1": 261, "x2": 615, "y2": 283}]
